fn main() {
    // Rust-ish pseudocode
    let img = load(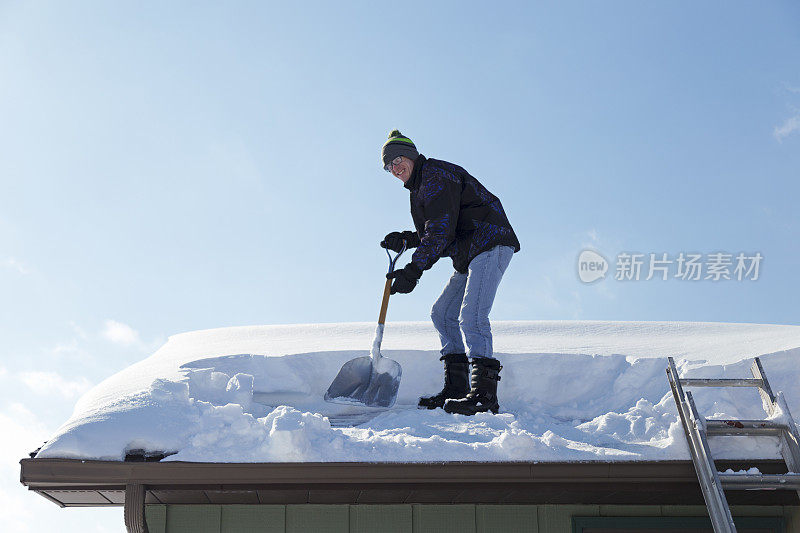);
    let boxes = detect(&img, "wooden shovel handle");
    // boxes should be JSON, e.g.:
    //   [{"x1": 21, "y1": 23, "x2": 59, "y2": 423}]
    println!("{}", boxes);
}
[{"x1": 378, "y1": 278, "x2": 392, "y2": 325}]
